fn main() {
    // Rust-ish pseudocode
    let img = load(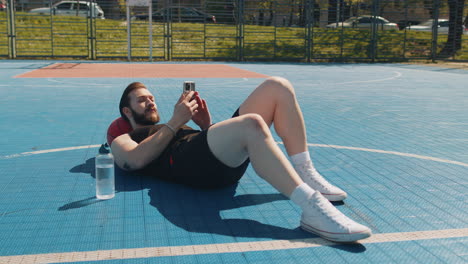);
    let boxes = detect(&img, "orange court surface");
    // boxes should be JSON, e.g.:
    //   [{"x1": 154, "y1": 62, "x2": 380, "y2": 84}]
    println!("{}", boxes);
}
[{"x1": 15, "y1": 63, "x2": 269, "y2": 78}]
